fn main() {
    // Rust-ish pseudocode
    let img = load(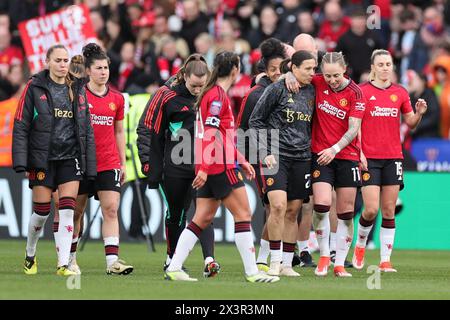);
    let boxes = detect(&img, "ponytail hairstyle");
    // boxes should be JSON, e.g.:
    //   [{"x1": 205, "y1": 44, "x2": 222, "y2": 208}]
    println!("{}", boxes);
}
[
  {"x1": 260, "y1": 38, "x2": 286, "y2": 71},
  {"x1": 82, "y1": 42, "x2": 110, "y2": 69},
  {"x1": 280, "y1": 50, "x2": 316, "y2": 74},
  {"x1": 369, "y1": 49, "x2": 391, "y2": 81},
  {"x1": 69, "y1": 55, "x2": 85, "y2": 79},
  {"x1": 173, "y1": 53, "x2": 210, "y2": 86},
  {"x1": 320, "y1": 51, "x2": 347, "y2": 71},
  {"x1": 46, "y1": 44, "x2": 77, "y2": 102},
  {"x1": 196, "y1": 51, "x2": 240, "y2": 110}
]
